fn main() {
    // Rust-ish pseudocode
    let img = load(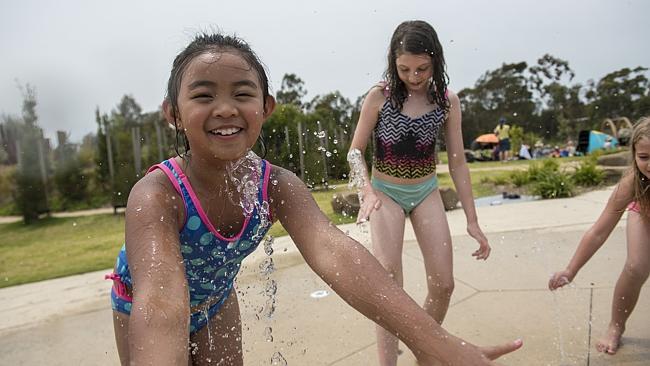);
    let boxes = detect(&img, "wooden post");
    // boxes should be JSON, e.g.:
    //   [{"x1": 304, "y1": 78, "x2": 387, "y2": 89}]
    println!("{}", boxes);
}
[
  {"x1": 131, "y1": 127, "x2": 142, "y2": 177},
  {"x1": 155, "y1": 120, "x2": 164, "y2": 161},
  {"x1": 297, "y1": 120, "x2": 305, "y2": 182}
]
